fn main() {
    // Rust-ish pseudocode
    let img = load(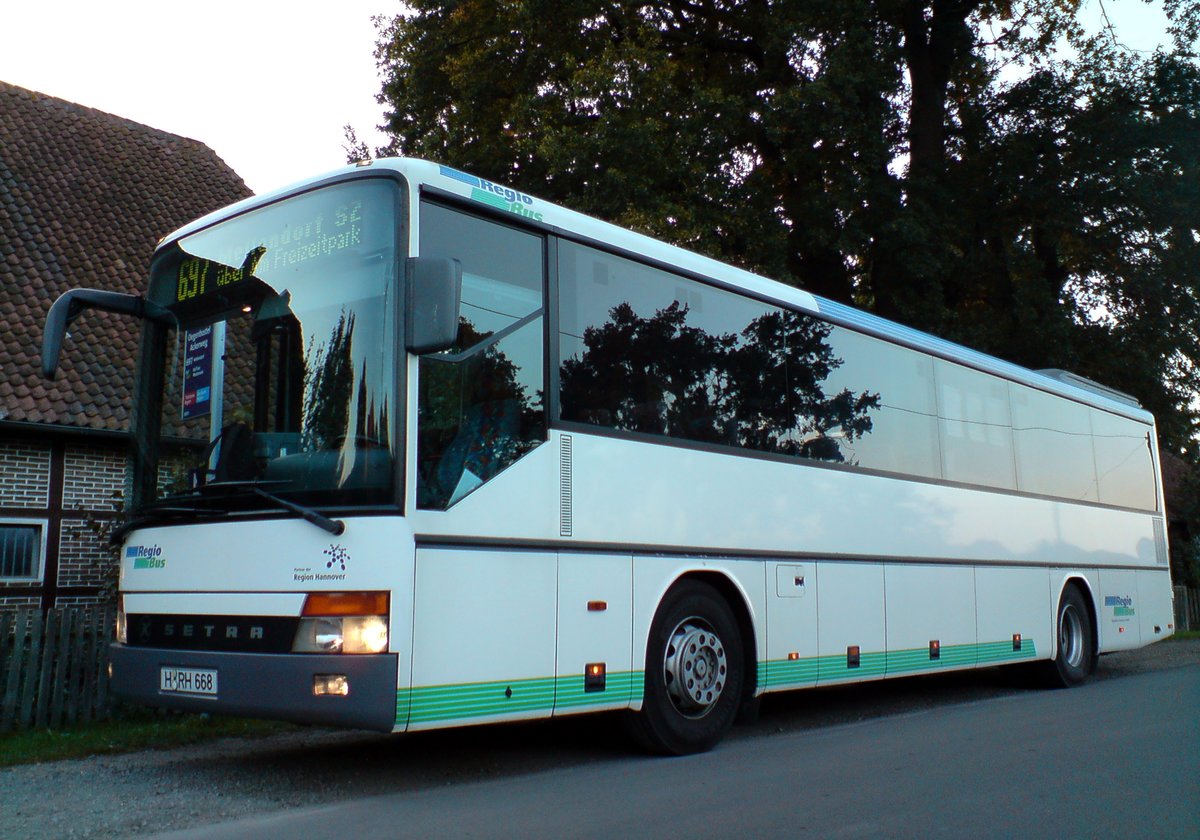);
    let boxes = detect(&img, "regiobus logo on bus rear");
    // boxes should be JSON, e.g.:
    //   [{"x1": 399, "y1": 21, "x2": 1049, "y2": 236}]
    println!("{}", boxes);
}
[
  {"x1": 126, "y1": 544, "x2": 166, "y2": 569},
  {"x1": 1104, "y1": 595, "x2": 1136, "y2": 618}
]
